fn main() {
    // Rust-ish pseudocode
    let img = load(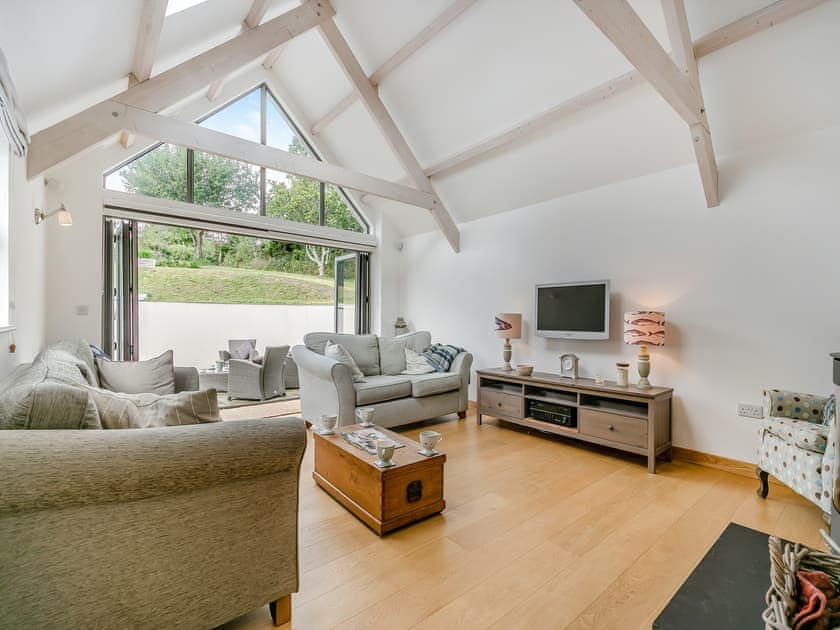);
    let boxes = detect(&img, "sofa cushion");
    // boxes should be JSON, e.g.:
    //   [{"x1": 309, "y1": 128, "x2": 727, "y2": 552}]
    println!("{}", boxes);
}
[
  {"x1": 354, "y1": 375, "x2": 411, "y2": 405},
  {"x1": 379, "y1": 331, "x2": 432, "y2": 375},
  {"x1": 96, "y1": 350, "x2": 176, "y2": 395},
  {"x1": 408, "y1": 372, "x2": 461, "y2": 398},
  {"x1": 88, "y1": 387, "x2": 220, "y2": 429},
  {"x1": 304, "y1": 333, "x2": 381, "y2": 376},
  {"x1": 229, "y1": 339, "x2": 256, "y2": 360},
  {"x1": 762, "y1": 417, "x2": 828, "y2": 454},
  {"x1": 763, "y1": 388, "x2": 827, "y2": 421},
  {"x1": 325, "y1": 341, "x2": 365, "y2": 383},
  {"x1": 402, "y1": 347, "x2": 435, "y2": 375}
]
